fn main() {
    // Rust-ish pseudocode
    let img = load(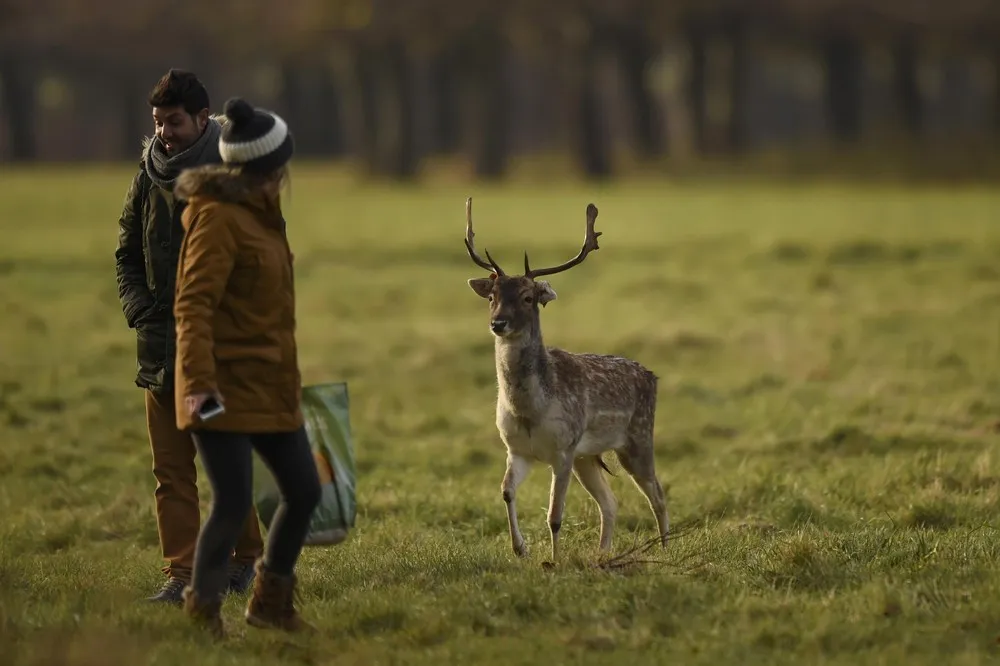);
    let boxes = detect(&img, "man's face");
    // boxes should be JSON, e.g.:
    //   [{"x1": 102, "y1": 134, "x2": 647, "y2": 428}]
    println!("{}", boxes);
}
[{"x1": 152, "y1": 105, "x2": 208, "y2": 155}]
